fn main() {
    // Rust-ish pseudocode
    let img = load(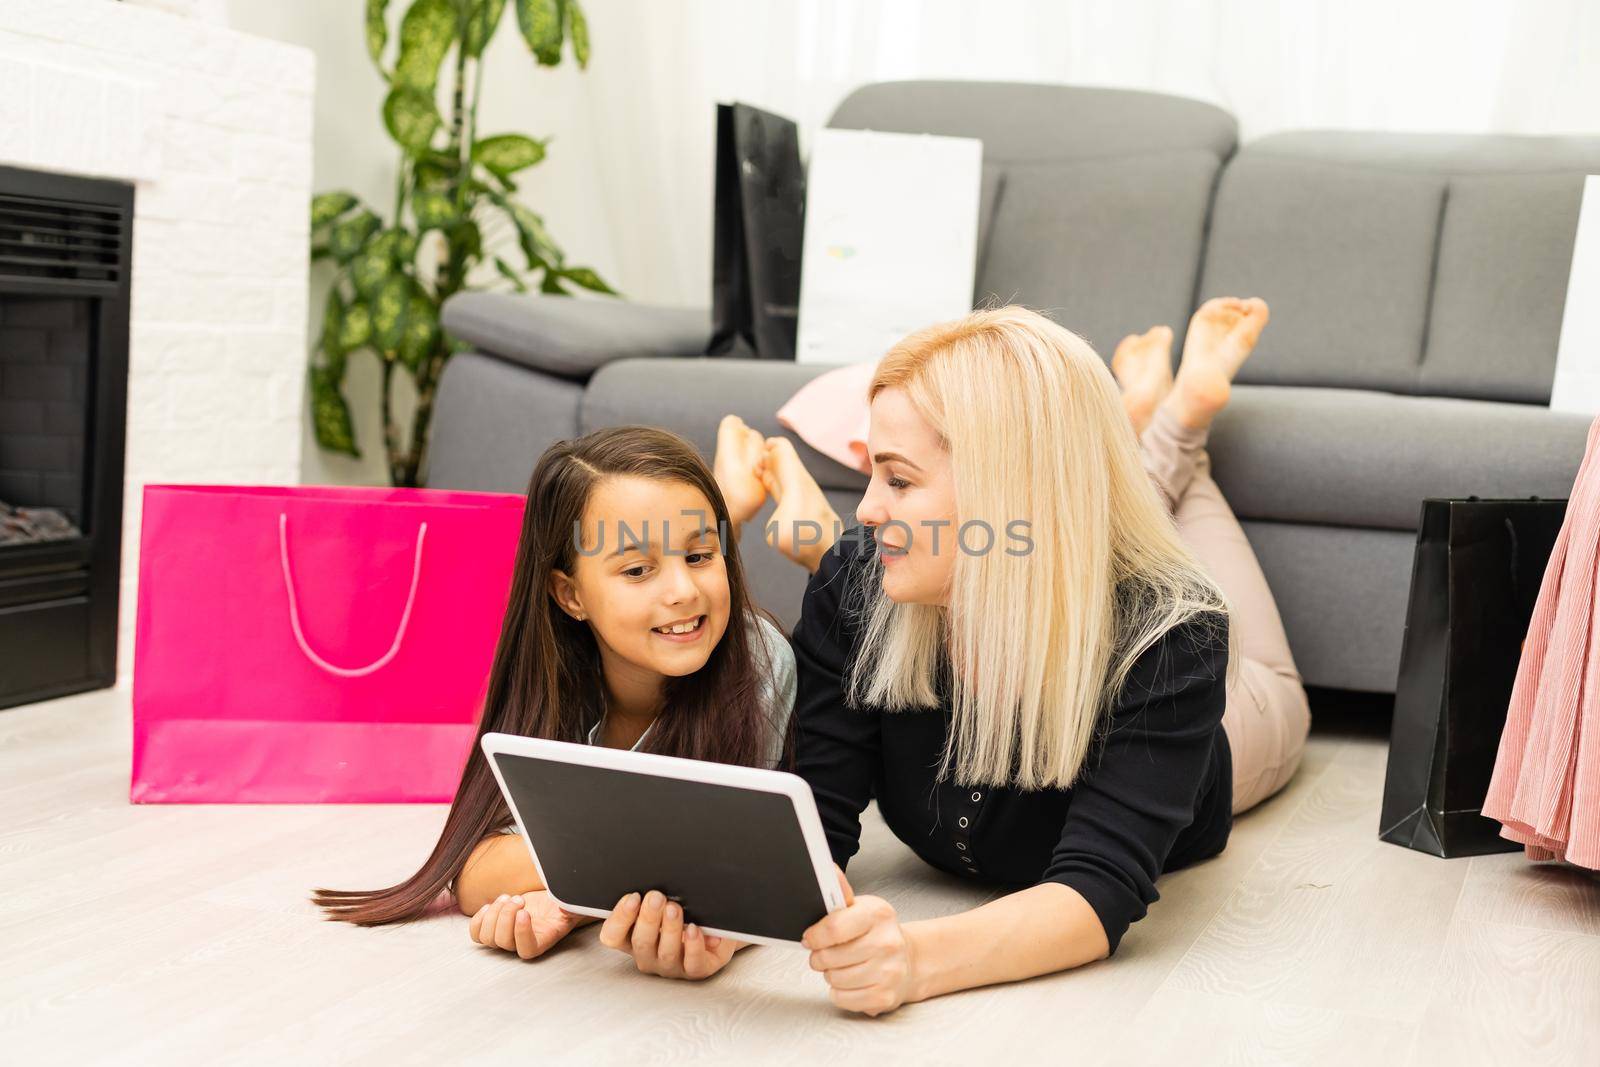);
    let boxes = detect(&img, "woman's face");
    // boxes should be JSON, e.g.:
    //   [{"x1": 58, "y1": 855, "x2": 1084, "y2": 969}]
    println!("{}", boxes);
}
[
  {"x1": 550, "y1": 476, "x2": 733, "y2": 681},
  {"x1": 856, "y1": 387, "x2": 958, "y2": 606}
]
